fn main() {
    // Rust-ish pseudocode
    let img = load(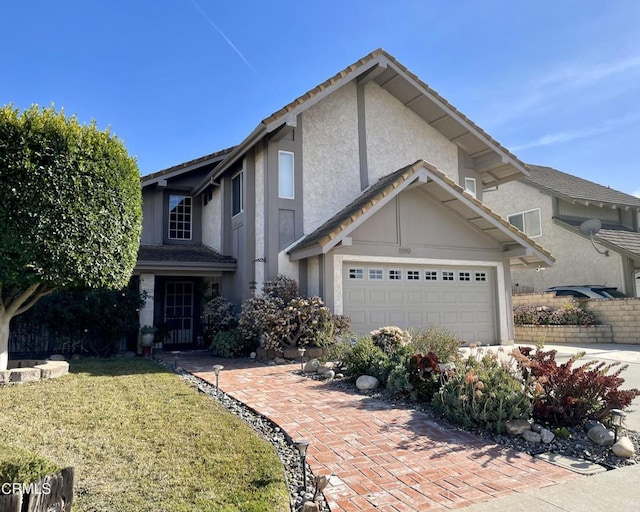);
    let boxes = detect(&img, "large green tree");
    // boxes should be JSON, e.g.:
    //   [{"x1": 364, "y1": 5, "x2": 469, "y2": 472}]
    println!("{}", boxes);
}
[{"x1": 0, "y1": 105, "x2": 142, "y2": 370}]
